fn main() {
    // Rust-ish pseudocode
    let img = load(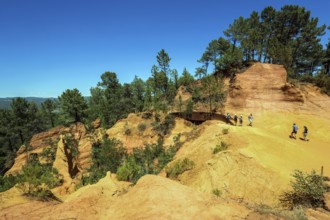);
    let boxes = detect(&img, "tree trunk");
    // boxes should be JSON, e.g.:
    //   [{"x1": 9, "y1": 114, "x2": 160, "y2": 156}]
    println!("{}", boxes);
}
[
  {"x1": 19, "y1": 130, "x2": 24, "y2": 145},
  {"x1": 232, "y1": 39, "x2": 237, "y2": 52},
  {"x1": 310, "y1": 61, "x2": 314, "y2": 75},
  {"x1": 50, "y1": 116, "x2": 55, "y2": 128}
]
